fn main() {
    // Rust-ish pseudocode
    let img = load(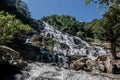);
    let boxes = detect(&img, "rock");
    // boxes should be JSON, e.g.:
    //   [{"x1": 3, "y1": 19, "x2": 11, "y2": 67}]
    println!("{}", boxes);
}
[
  {"x1": 62, "y1": 62, "x2": 70, "y2": 69},
  {"x1": 17, "y1": 62, "x2": 120, "y2": 80},
  {"x1": 17, "y1": 44, "x2": 40, "y2": 60},
  {"x1": 0, "y1": 45, "x2": 27, "y2": 68},
  {"x1": 112, "y1": 60, "x2": 120, "y2": 74},
  {"x1": 86, "y1": 60, "x2": 97, "y2": 72},
  {"x1": 95, "y1": 55, "x2": 108, "y2": 61},
  {"x1": 0, "y1": 45, "x2": 20, "y2": 65},
  {"x1": 98, "y1": 61, "x2": 106, "y2": 72},
  {"x1": 72, "y1": 59, "x2": 87, "y2": 71},
  {"x1": 105, "y1": 55, "x2": 113, "y2": 73},
  {"x1": 0, "y1": 45, "x2": 26, "y2": 79}
]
